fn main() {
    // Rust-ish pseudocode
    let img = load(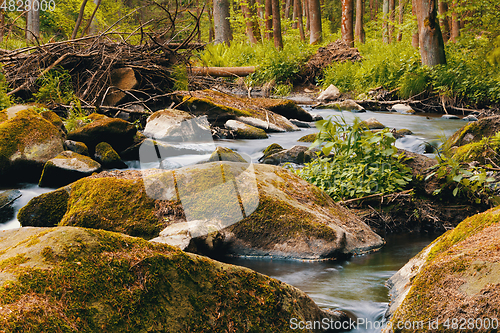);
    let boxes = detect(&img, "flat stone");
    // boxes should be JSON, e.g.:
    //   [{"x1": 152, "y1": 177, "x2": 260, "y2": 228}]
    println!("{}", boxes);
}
[
  {"x1": 441, "y1": 114, "x2": 460, "y2": 120},
  {"x1": 236, "y1": 116, "x2": 286, "y2": 132},
  {"x1": 225, "y1": 120, "x2": 268, "y2": 139}
]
